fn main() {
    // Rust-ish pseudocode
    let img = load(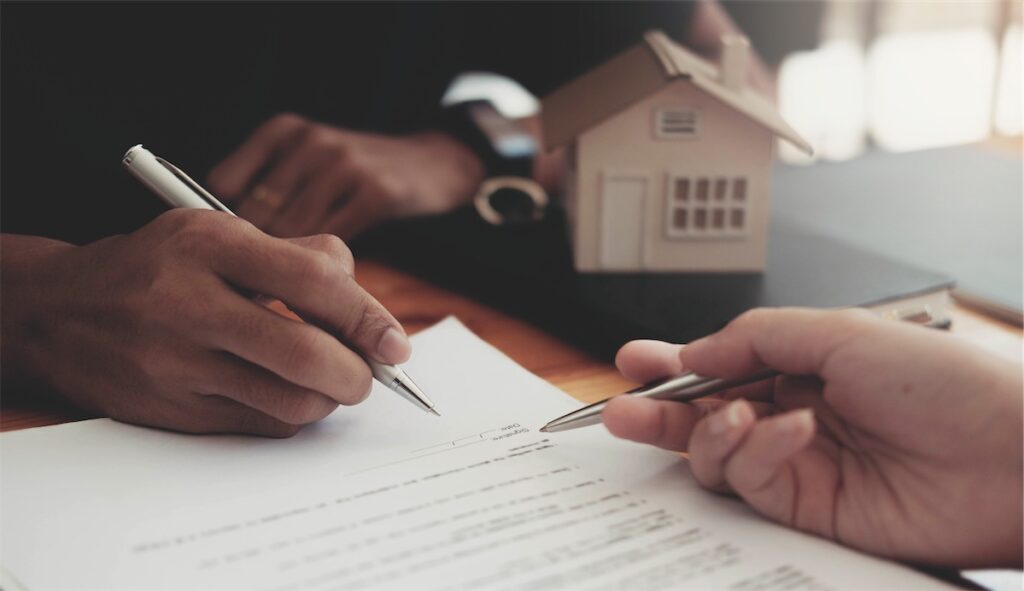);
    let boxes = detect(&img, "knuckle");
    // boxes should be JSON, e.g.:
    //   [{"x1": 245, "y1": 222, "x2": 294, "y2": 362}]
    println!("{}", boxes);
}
[
  {"x1": 137, "y1": 267, "x2": 193, "y2": 331},
  {"x1": 270, "y1": 112, "x2": 306, "y2": 131},
  {"x1": 342, "y1": 150, "x2": 367, "y2": 172},
  {"x1": 746, "y1": 307, "x2": 784, "y2": 328},
  {"x1": 330, "y1": 165, "x2": 354, "y2": 188},
  {"x1": 310, "y1": 145, "x2": 339, "y2": 167},
  {"x1": 377, "y1": 173, "x2": 408, "y2": 197},
  {"x1": 173, "y1": 226, "x2": 215, "y2": 258},
  {"x1": 130, "y1": 343, "x2": 174, "y2": 388},
  {"x1": 330, "y1": 143, "x2": 351, "y2": 163},
  {"x1": 833, "y1": 307, "x2": 875, "y2": 328},
  {"x1": 281, "y1": 392, "x2": 336, "y2": 424},
  {"x1": 282, "y1": 330, "x2": 325, "y2": 378},
  {"x1": 258, "y1": 420, "x2": 303, "y2": 439},
  {"x1": 306, "y1": 233, "x2": 348, "y2": 258},
  {"x1": 313, "y1": 144, "x2": 337, "y2": 161},
  {"x1": 153, "y1": 208, "x2": 206, "y2": 236},
  {"x1": 268, "y1": 221, "x2": 302, "y2": 239},
  {"x1": 341, "y1": 363, "x2": 373, "y2": 406},
  {"x1": 304, "y1": 126, "x2": 335, "y2": 149},
  {"x1": 231, "y1": 306, "x2": 279, "y2": 349},
  {"x1": 731, "y1": 308, "x2": 770, "y2": 332},
  {"x1": 308, "y1": 234, "x2": 353, "y2": 271},
  {"x1": 275, "y1": 423, "x2": 304, "y2": 438},
  {"x1": 165, "y1": 211, "x2": 240, "y2": 257},
  {"x1": 373, "y1": 174, "x2": 413, "y2": 212},
  {"x1": 723, "y1": 456, "x2": 756, "y2": 493},
  {"x1": 825, "y1": 308, "x2": 878, "y2": 342},
  {"x1": 207, "y1": 165, "x2": 228, "y2": 192},
  {"x1": 294, "y1": 250, "x2": 338, "y2": 289},
  {"x1": 121, "y1": 288, "x2": 154, "y2": 336},
  {"x1": 256, "y1": 113, "x2": 309, "y2": 146},
  {"x1": 163, "y1": 418, "x2": 218, "y2": 436}
]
